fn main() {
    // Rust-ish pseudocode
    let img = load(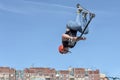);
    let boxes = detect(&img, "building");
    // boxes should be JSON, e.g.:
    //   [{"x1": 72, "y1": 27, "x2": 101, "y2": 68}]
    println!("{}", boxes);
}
[
  {"x1": 56, "y1": 67, "x2": 100, "y2": 80},
  {"x1": 24, "y1": 67, "x2": 56, "y2": 80},
  {"x1": 56, "y1": 70, "x2": 69, "y2": 80},
  {"x1": 0, "y1": 67, "x2": 16, "y2": 80},
  {"x1": 0, "y1": 66, "x2": 108, "y2": 80}
]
